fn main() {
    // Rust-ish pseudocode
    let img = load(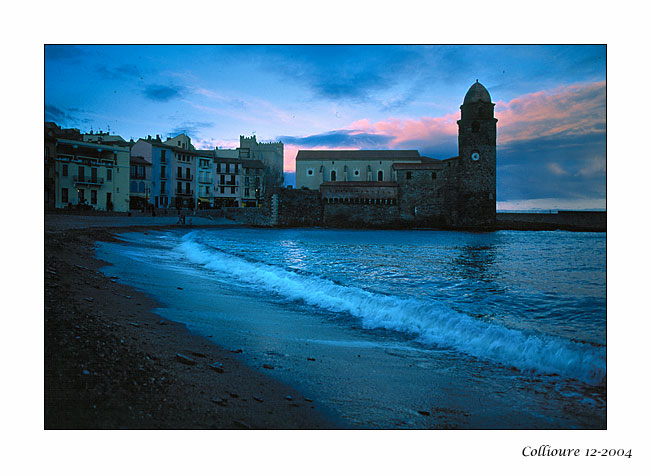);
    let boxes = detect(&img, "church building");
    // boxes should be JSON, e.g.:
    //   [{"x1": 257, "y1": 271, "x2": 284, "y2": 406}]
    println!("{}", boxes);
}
[{"x1": 294, "y1": 81, "x2": 497, "y2": 228}]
